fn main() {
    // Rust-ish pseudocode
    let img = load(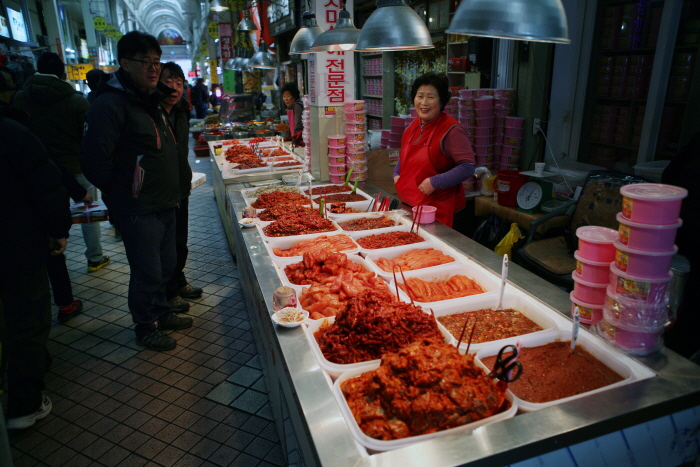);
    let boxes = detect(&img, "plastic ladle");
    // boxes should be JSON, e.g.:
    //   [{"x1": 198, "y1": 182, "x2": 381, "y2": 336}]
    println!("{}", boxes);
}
[
  {"x1": 496, "y1": 254, "x2": 509, "y2": 311},
  {"x1": 570, "y1": 306, "x2": 581, "y2": 353}
]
